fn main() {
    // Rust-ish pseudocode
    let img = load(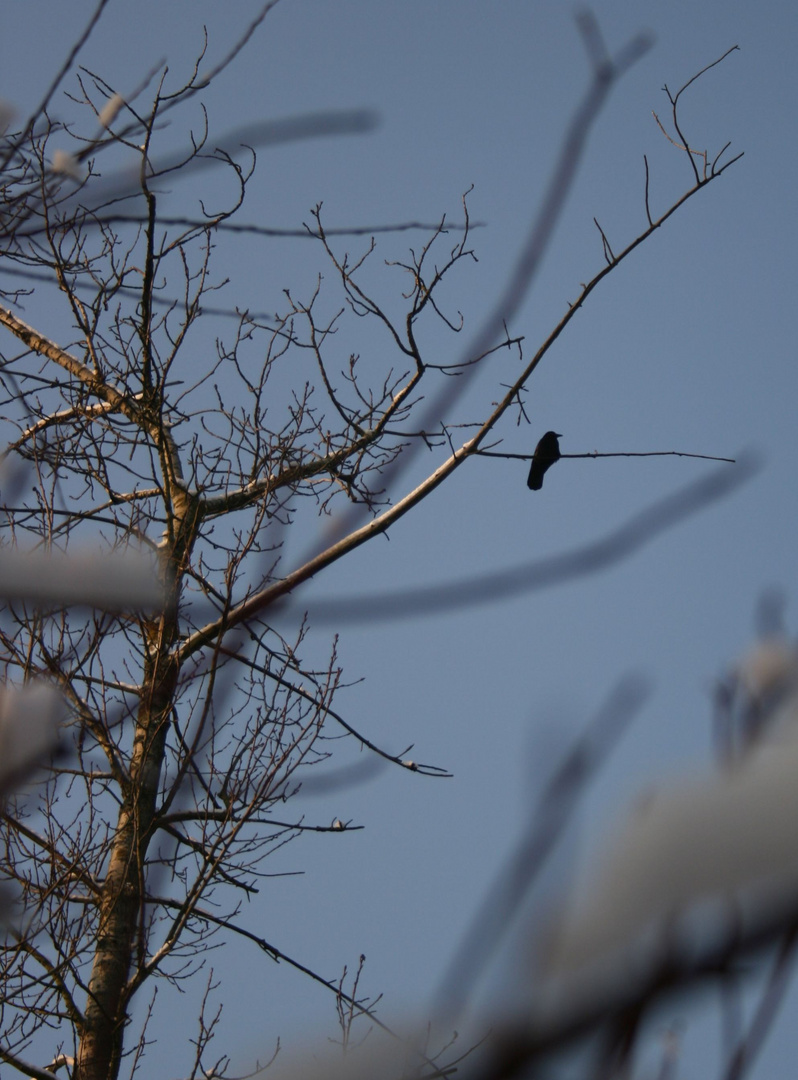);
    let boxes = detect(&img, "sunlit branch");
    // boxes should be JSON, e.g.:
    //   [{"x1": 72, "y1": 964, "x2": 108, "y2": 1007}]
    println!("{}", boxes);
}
[{"x1": 290, "y1": 454, "x2": 759, "y2": 625}]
